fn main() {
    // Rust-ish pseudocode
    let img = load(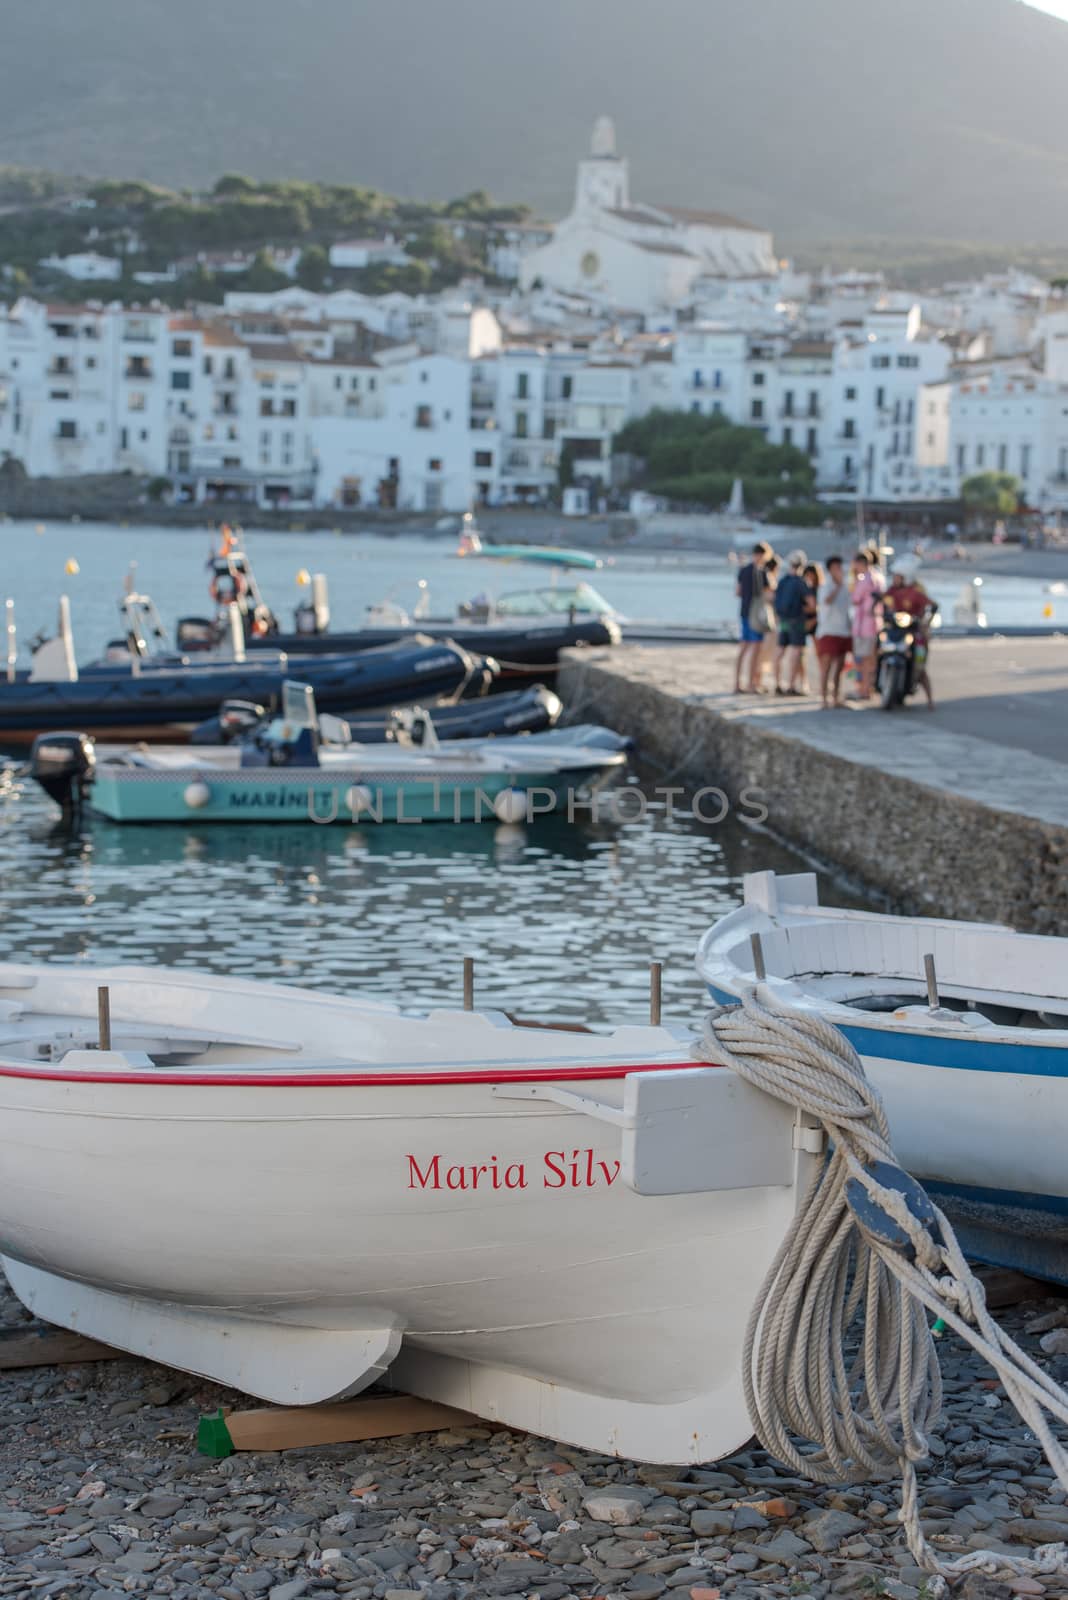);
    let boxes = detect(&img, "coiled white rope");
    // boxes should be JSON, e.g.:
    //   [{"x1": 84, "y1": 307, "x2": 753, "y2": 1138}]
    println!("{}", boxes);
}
[{"x1": 696, "y1": 983, "x2": 1068, "y2": 1582}]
